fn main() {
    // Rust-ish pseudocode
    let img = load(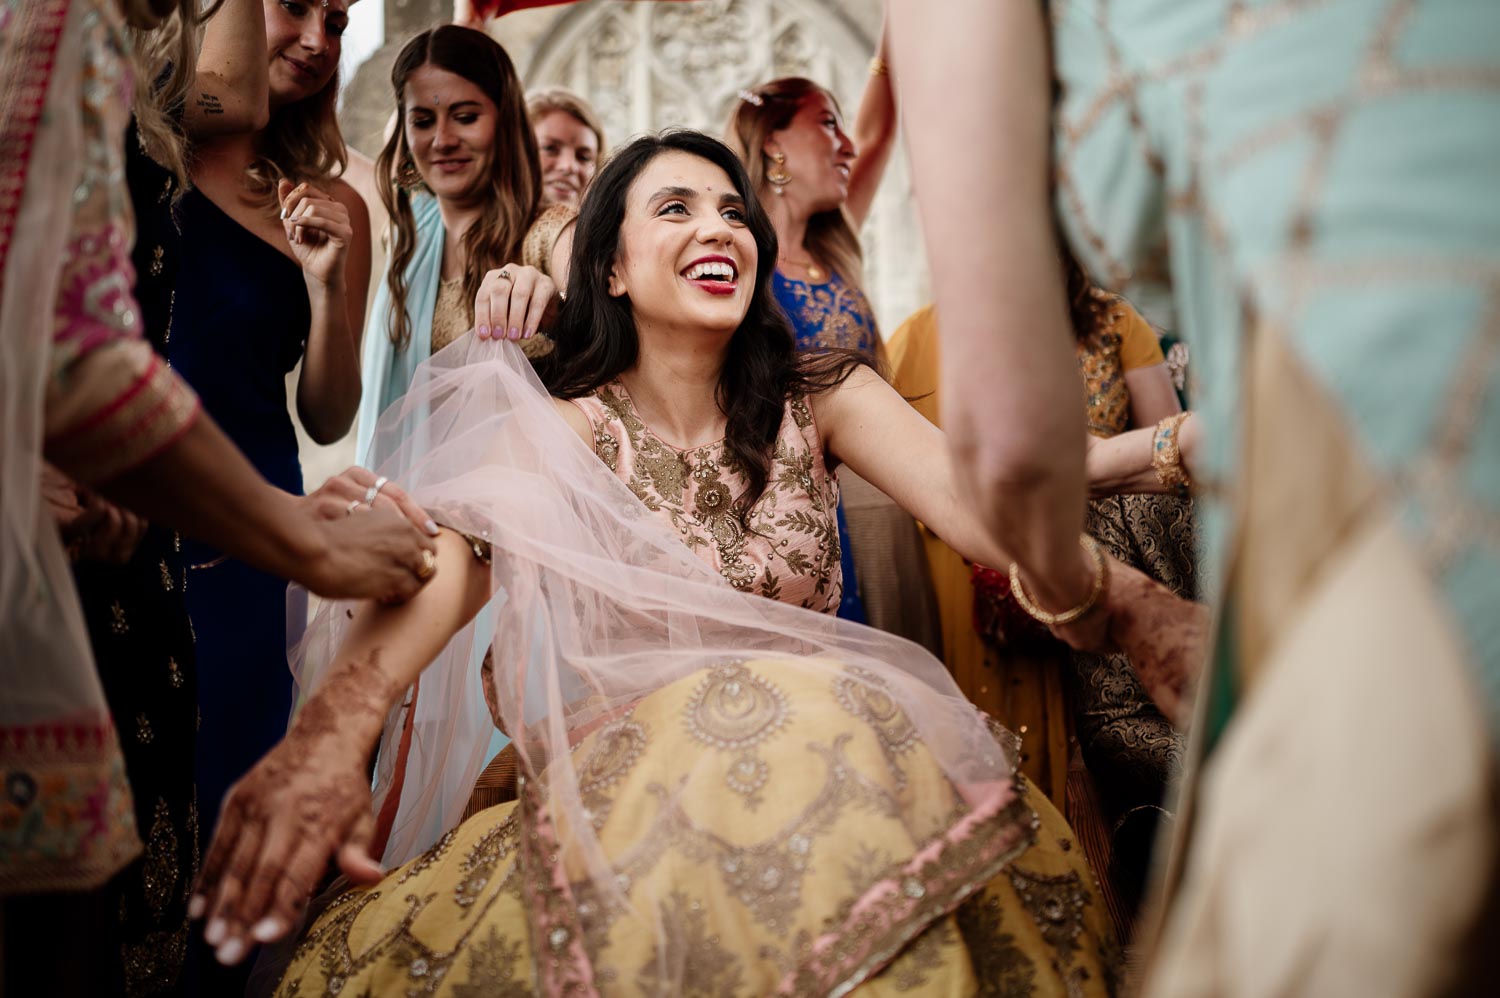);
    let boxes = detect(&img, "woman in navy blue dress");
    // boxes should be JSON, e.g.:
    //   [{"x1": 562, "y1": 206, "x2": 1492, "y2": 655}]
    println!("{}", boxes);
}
[{"x1": 169, "y1": 0, "x2": 371, "y2": 844}]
